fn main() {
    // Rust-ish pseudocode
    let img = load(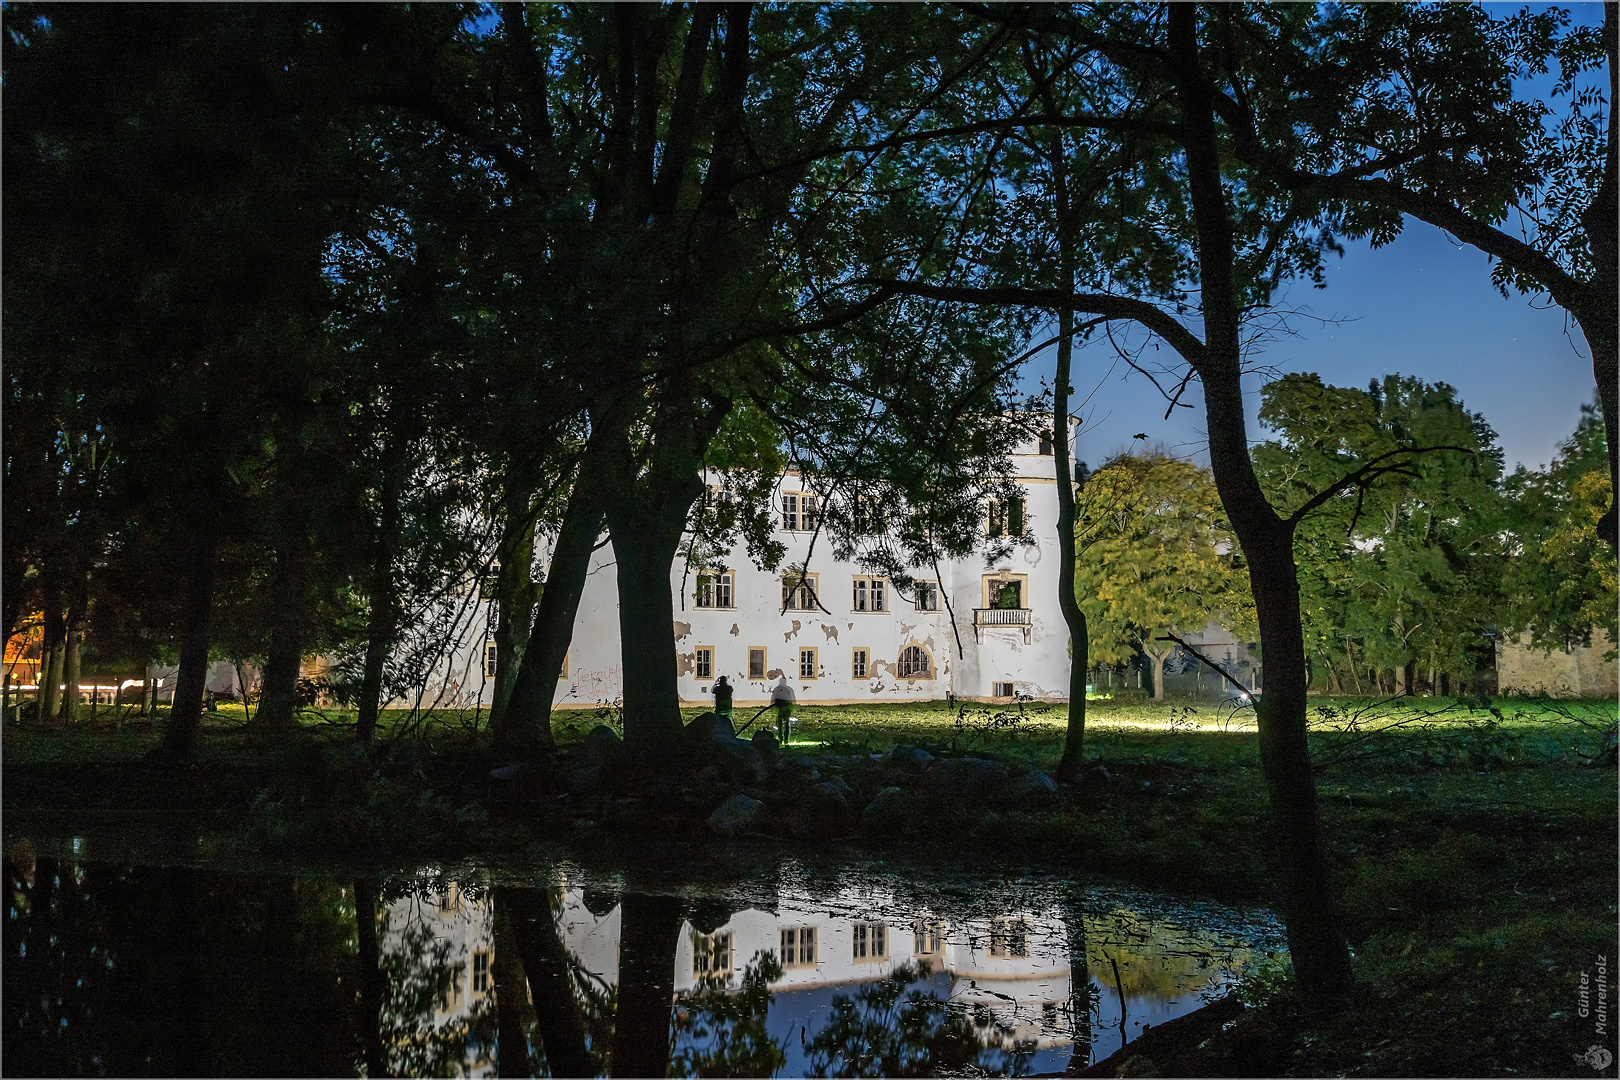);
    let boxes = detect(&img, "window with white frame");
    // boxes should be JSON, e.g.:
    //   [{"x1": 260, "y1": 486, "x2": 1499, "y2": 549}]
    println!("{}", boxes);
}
[
  {"x1": 472, "y1": 951, "x2": 492, "y2": 996},
  {"x1": 695, "y1": 570, "x2": 735, "y2": 609},
  {"x1": 852, "y1": 576, "x2": 887, "y2": 612},
  {"x1": 914, "y1": 581, "x2": 939, "y2": 611},
  {"x1": 988, "y1": 917, "x2": 1030, "y2": 958},
  {"x1": 897, "y1": 645, "x2": 932, "y2": 679},
  {"x1": 851, "y1": 648, "x2": 869, "y2": 679},
  {"x1": 484, "y1": 640, "x2": 498, "y2": 679},
  {"x1": 748, "y1": 647, "x2": 767, "y2": 680},
  {"x1": 782, "y1": 572, "x2": 819, "y2": 611},
  {"x1": 799, "y1": 647, "x2": 818, "y2": 680},
  {"x1": 694, "y1": 646, "x2": 714, "y2": 681},
  {"x1": 781, "y1": 492, "x2": 820, "y2": 532}
]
